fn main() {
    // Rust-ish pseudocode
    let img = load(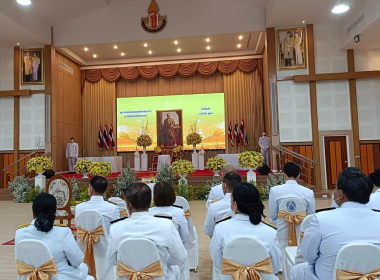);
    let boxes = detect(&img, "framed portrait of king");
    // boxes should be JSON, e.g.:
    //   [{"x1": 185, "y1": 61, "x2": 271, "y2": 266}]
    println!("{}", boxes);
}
[
  {"x1": 277, "y1": 27, "x2": 307, "y2": 70},
  {"x1": 21, "y1": 48, "x2": 44, "y2": 85},
  {"x1": 156, "y1": 110, "x2": 183, "y2": 148}
]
